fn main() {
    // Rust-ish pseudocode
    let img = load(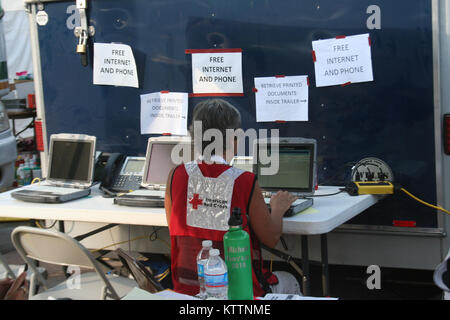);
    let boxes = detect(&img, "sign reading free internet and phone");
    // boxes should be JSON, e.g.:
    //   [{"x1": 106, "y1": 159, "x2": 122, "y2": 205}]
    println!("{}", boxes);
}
[
  {"x1": 186, "y1": 48, "x2": 244, "y2": 97},
  {"x1": 312, "y1": 33, "x2": 373, "y2": 87},
  {"x1": 93, "y1": 43, "x2": 139, "y2": 88}
]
